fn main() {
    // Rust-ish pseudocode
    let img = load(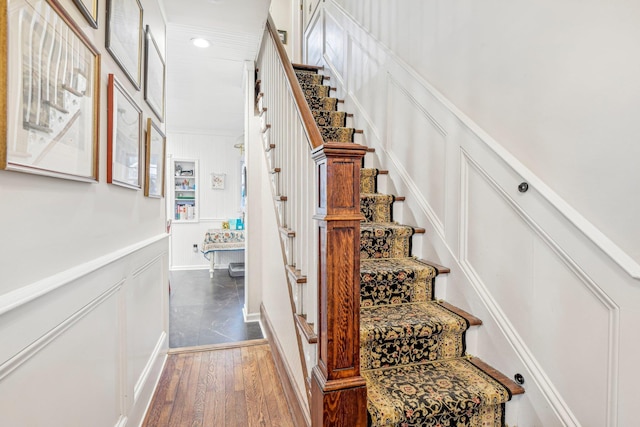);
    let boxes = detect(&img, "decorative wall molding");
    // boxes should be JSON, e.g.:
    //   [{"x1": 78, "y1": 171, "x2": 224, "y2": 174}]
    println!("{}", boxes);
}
[
  {"x1": 133, "y1": 332, "x2": 167, "y2": 402},
  {"x1": 0, "y1": 234, "x2": 169, "y2": 316},
  {"x1": 0, "y1": 280, "x2": 123, "y2": 382},
  {"x1": 132, "y1": 255, "x2": 164, "y2": 279},
  {"x1": 459, "y1": 150, "x2": 620, "y2": 426}
]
